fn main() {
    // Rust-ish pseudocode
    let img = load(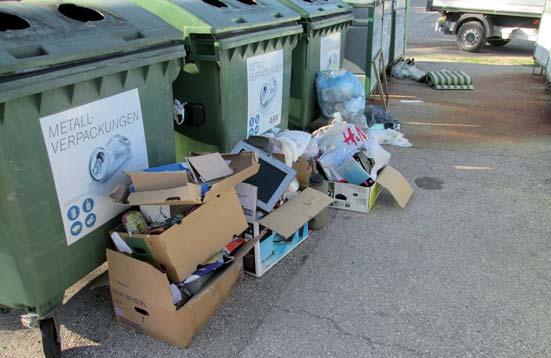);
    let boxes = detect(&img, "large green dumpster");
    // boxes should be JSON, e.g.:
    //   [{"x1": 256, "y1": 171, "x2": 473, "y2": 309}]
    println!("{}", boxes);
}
[
  {"x1": 381, "y1": 0, "x2": 393, "y2": 68},
  {"x1": 535, "y1": 0, "x2": 551, "y2": 69},
  {"x1": 343, "y1": 0, "x2": 384, "y2": 95},
  {"x1": 389, "y1": 0, "x2": 409, "y2": 65},
  {"x1": 0, "y1": 0, "x2": 184, "y2": 355},
  {"x1": 277, "y1": 0, "x2": 354, "y2": 130},
  {"x1": 133, "y1": 0, "x2": 303, "y2": 158}
]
